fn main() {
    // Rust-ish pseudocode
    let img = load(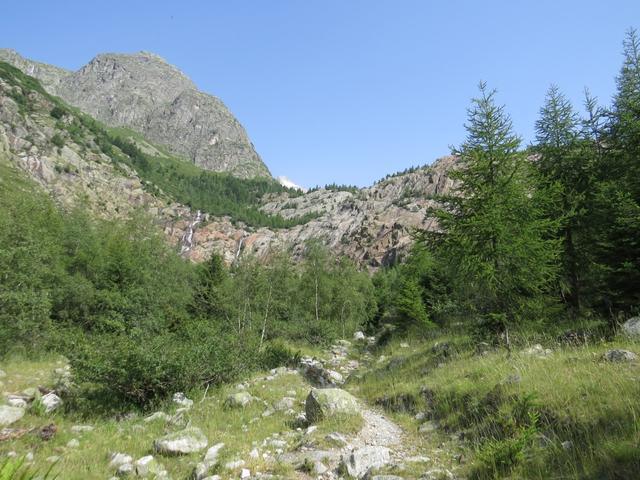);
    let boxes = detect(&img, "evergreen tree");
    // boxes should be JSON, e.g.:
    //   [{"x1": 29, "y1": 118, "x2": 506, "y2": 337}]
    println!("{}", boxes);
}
[
  {"x1": 534, "y1": 86, "x2": 591, "y2": 311},
  {"x1": 430, "y1": 82, "x2": 560, "y2": 332}
]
